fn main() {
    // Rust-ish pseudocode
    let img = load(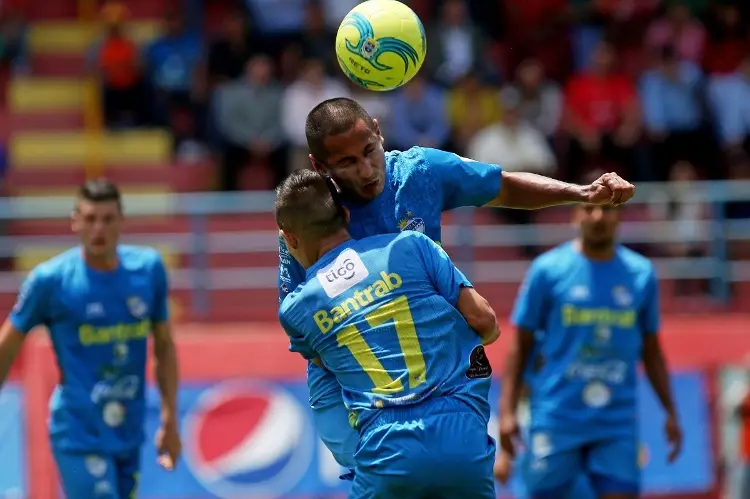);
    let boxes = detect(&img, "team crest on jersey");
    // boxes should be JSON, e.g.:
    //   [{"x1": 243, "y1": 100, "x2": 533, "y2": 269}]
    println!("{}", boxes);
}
[
  {"x1": 465, "y1": 345, "x2": 492, "y2": 379},
  {"x1": 127, "y1": 296, "x2": 147, "y2": 318},
  {"x1": 612, "y1": 286, "x2": 633, "y2": 307},
  {"x1": 398, "y1": 211, "x2": 425, "y2": 233}
]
